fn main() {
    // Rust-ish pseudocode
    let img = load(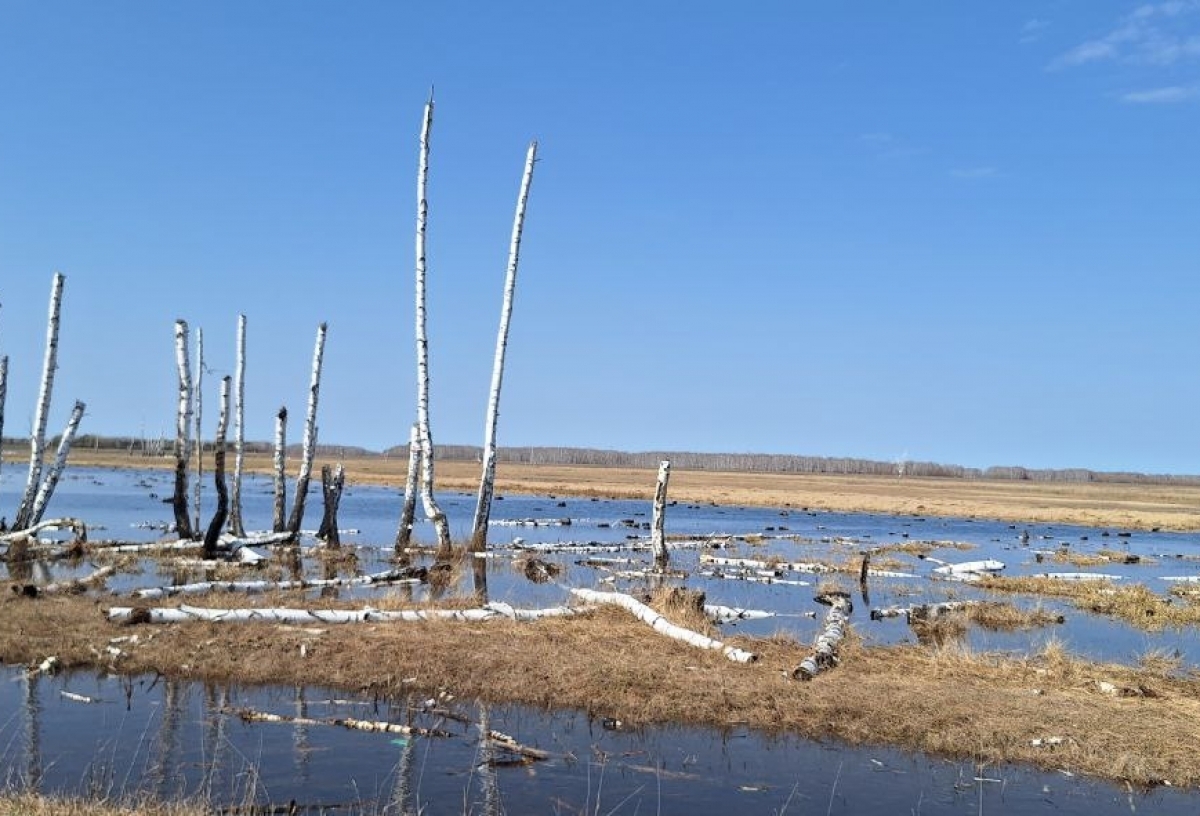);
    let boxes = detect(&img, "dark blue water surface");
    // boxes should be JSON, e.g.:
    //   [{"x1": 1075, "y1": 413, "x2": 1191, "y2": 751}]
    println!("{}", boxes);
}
[
  {"x1": 1, "y1": 667, "x2": 1195, "y2": 815},
  {"x1": 3, "y1": 465, "x2": 1200, "y2": 811}
]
